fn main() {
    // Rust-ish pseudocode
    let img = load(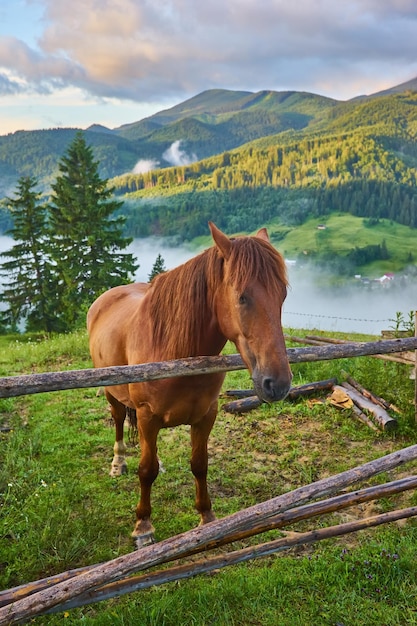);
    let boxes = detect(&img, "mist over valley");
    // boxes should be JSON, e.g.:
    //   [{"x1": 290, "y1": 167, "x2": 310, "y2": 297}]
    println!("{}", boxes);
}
[
  {"x1": 130, "y1": 238, "x2": 415, "y2": 336},
  {"x1": 0, "y1": 234, "x2": 414, "y2": 335}
]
